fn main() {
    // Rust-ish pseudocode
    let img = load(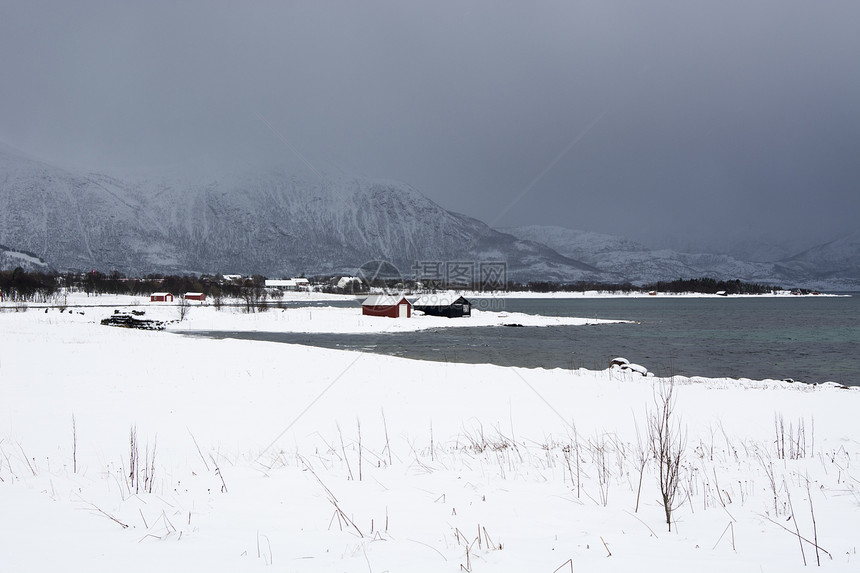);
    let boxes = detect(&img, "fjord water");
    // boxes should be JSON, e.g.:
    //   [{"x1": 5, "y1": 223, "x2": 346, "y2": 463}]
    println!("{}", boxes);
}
[
  {"x1": 194, "y1": 295, "x2": 860, "y2": 385},
  {"x1": 468, "y1": 296, "x2": 860, "y2": 384}
]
